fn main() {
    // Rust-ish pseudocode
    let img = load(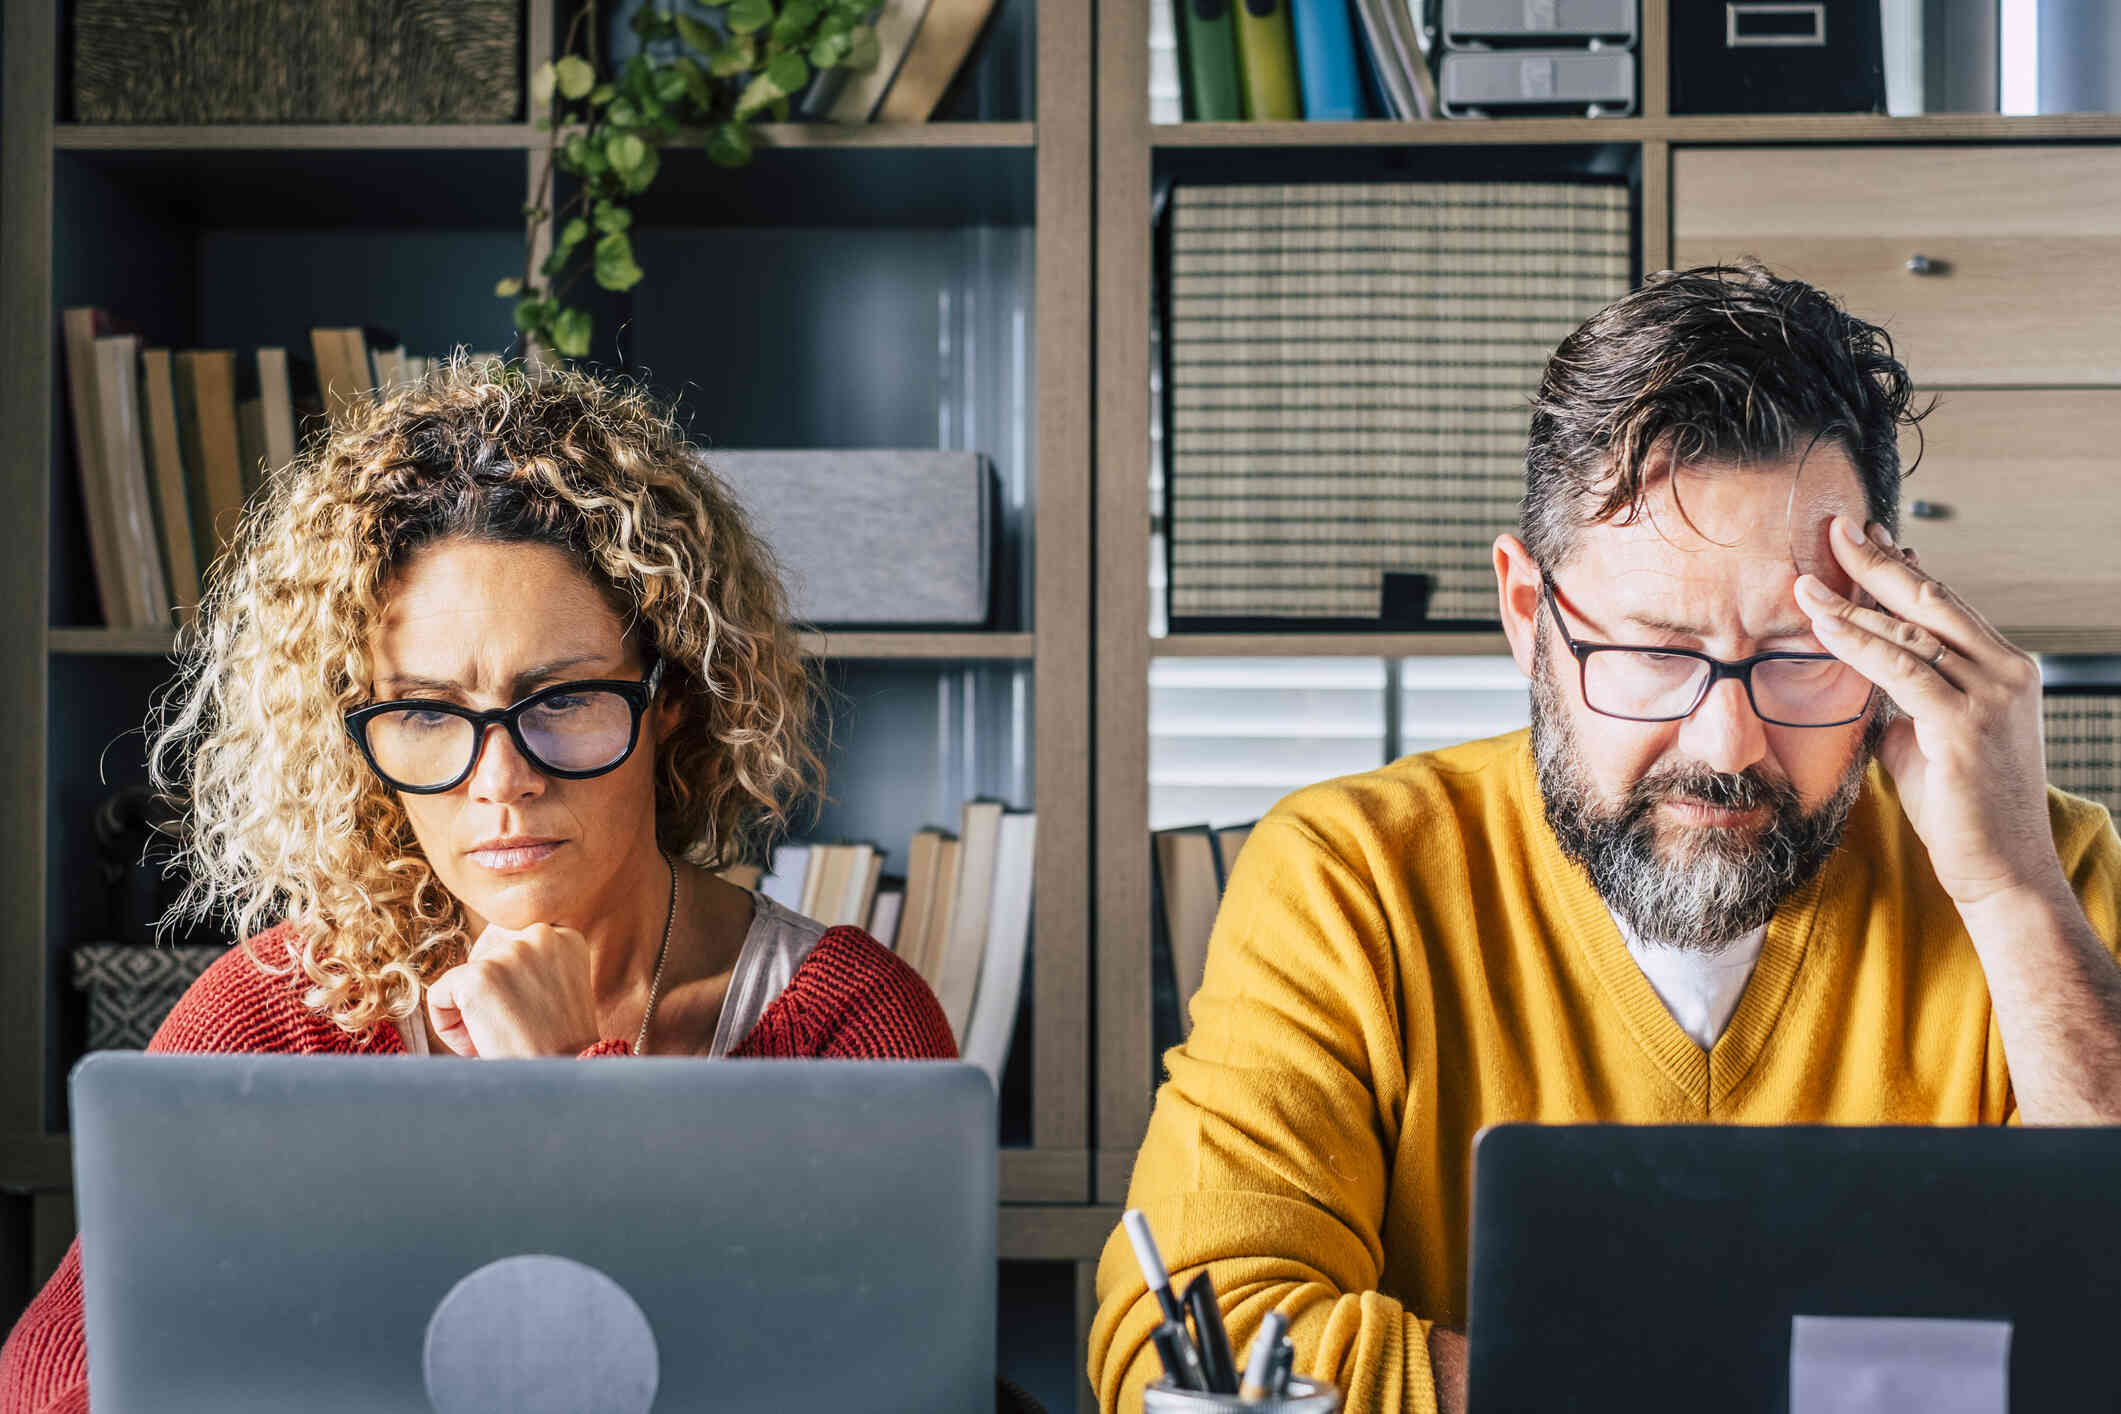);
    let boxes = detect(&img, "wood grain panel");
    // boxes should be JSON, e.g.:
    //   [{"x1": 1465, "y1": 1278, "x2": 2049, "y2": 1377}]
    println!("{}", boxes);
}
[
  {"x1": 1676, "y1": 149, "x2": 2121, "y2": 385},
  {"x1": 1895, "y1": 390, "x2": 2121, "y2": 636}
]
